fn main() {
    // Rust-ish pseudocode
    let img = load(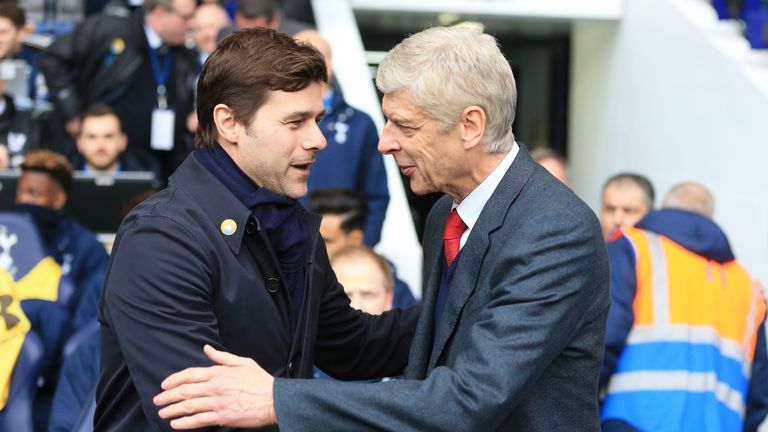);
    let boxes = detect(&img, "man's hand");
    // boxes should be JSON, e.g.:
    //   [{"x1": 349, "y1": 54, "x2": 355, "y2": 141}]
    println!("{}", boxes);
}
[{"x1": 153, "y1": 345, "x2": 277, "y2": 430}]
